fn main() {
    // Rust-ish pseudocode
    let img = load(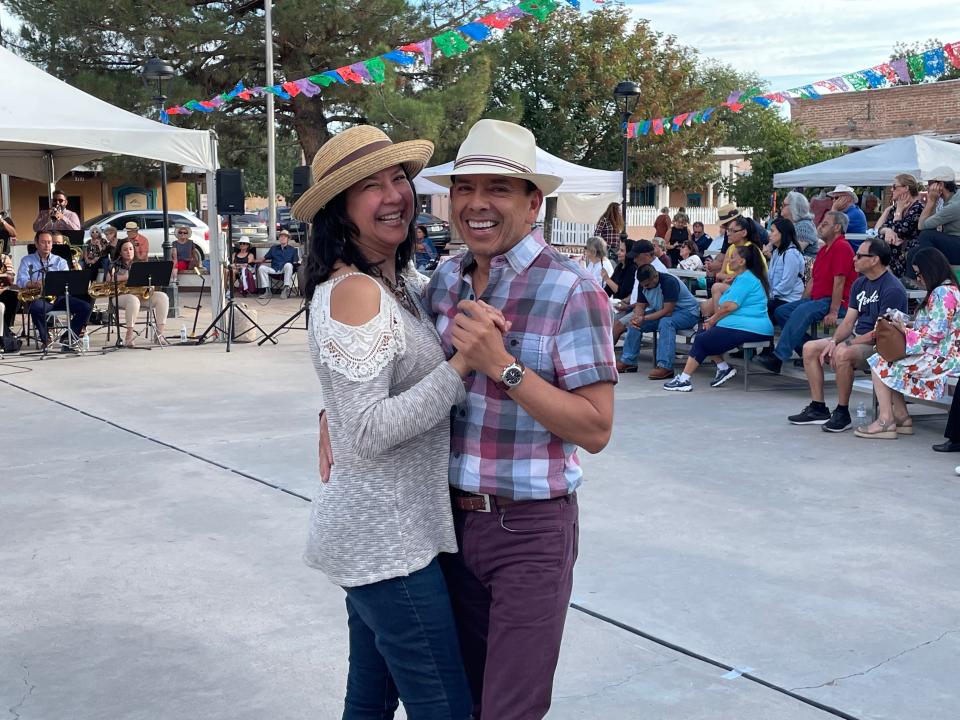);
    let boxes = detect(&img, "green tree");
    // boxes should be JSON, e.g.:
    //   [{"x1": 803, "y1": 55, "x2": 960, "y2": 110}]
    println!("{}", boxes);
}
[
  {"x1": 0, "y1": 0, "x2": 498, "y2": 178},
  {"x1": 721, "y1": 108, "x2": 842, "y2": 217},
  {"x1": 484, "y1": 6, "x2": 739, "y2": 190}
]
